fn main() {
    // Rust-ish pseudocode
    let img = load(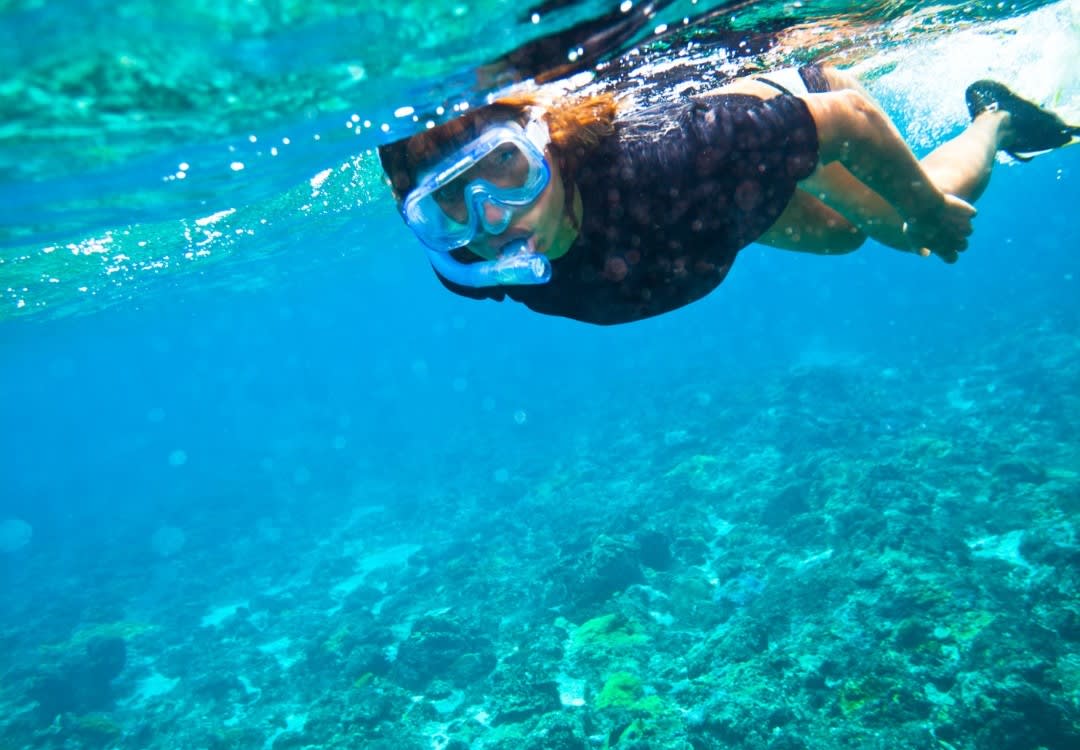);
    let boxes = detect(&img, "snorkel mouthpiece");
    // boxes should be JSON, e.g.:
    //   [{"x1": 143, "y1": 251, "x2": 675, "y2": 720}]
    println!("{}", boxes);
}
[
  {"x1": 426, "y1": 239, "x2": 552, "y2": 288},
  {"x1": 489, "y1": 239, "x2": 553, "y2": 285}
]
